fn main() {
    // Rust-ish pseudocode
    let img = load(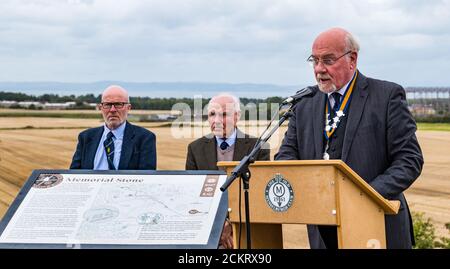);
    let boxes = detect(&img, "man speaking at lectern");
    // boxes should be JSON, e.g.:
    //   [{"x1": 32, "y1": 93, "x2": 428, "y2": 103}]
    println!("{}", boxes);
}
[
  {"x1": 70, "y1": 85, "x2": 157, "y2": 170},
  {"x1": 275, "y1": 28, "x2": 423, "y2": 249}
]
